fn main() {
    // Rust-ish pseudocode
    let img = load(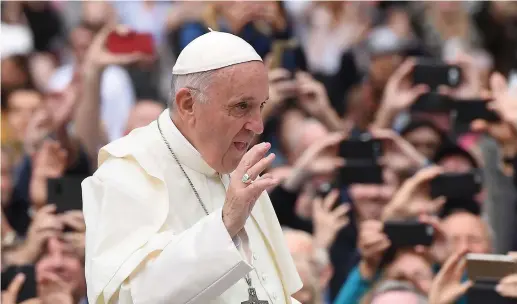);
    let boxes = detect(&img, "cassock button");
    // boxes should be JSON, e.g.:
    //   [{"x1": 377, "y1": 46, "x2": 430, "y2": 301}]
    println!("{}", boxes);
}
[
  {"x1": 261, "y1": 273, "x2": 268, "y2": 282},
  {"x1": 253, "y1": 253, "x2": 258, "y2": 260},
  {"x1": 272, "y1": 292, "x2": 278, "y2": 300}
]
